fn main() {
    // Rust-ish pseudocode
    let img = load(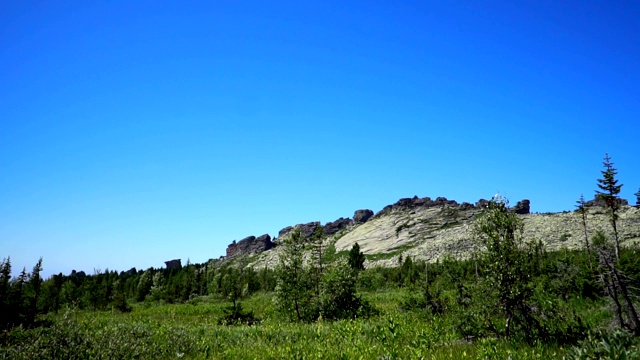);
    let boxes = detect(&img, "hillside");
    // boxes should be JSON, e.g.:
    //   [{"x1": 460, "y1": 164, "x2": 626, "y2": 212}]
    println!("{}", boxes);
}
[{"x1": 217, "y1": 195, "x2": 640, "y2": 269}]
